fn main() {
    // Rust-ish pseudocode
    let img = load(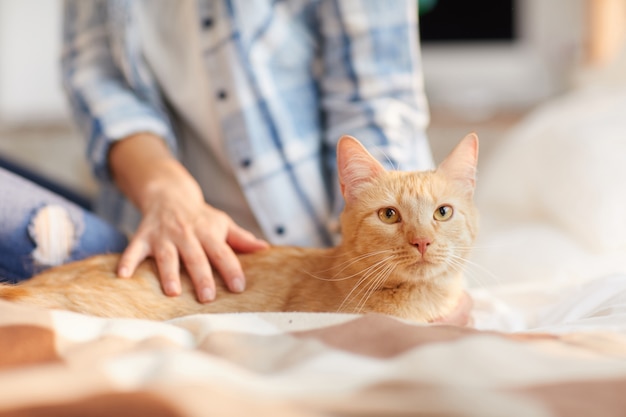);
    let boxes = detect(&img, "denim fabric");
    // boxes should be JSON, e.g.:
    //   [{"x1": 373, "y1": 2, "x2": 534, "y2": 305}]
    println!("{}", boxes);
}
[{"x1": 0, "y1": 167, "x2": 127, "y2": 283}]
